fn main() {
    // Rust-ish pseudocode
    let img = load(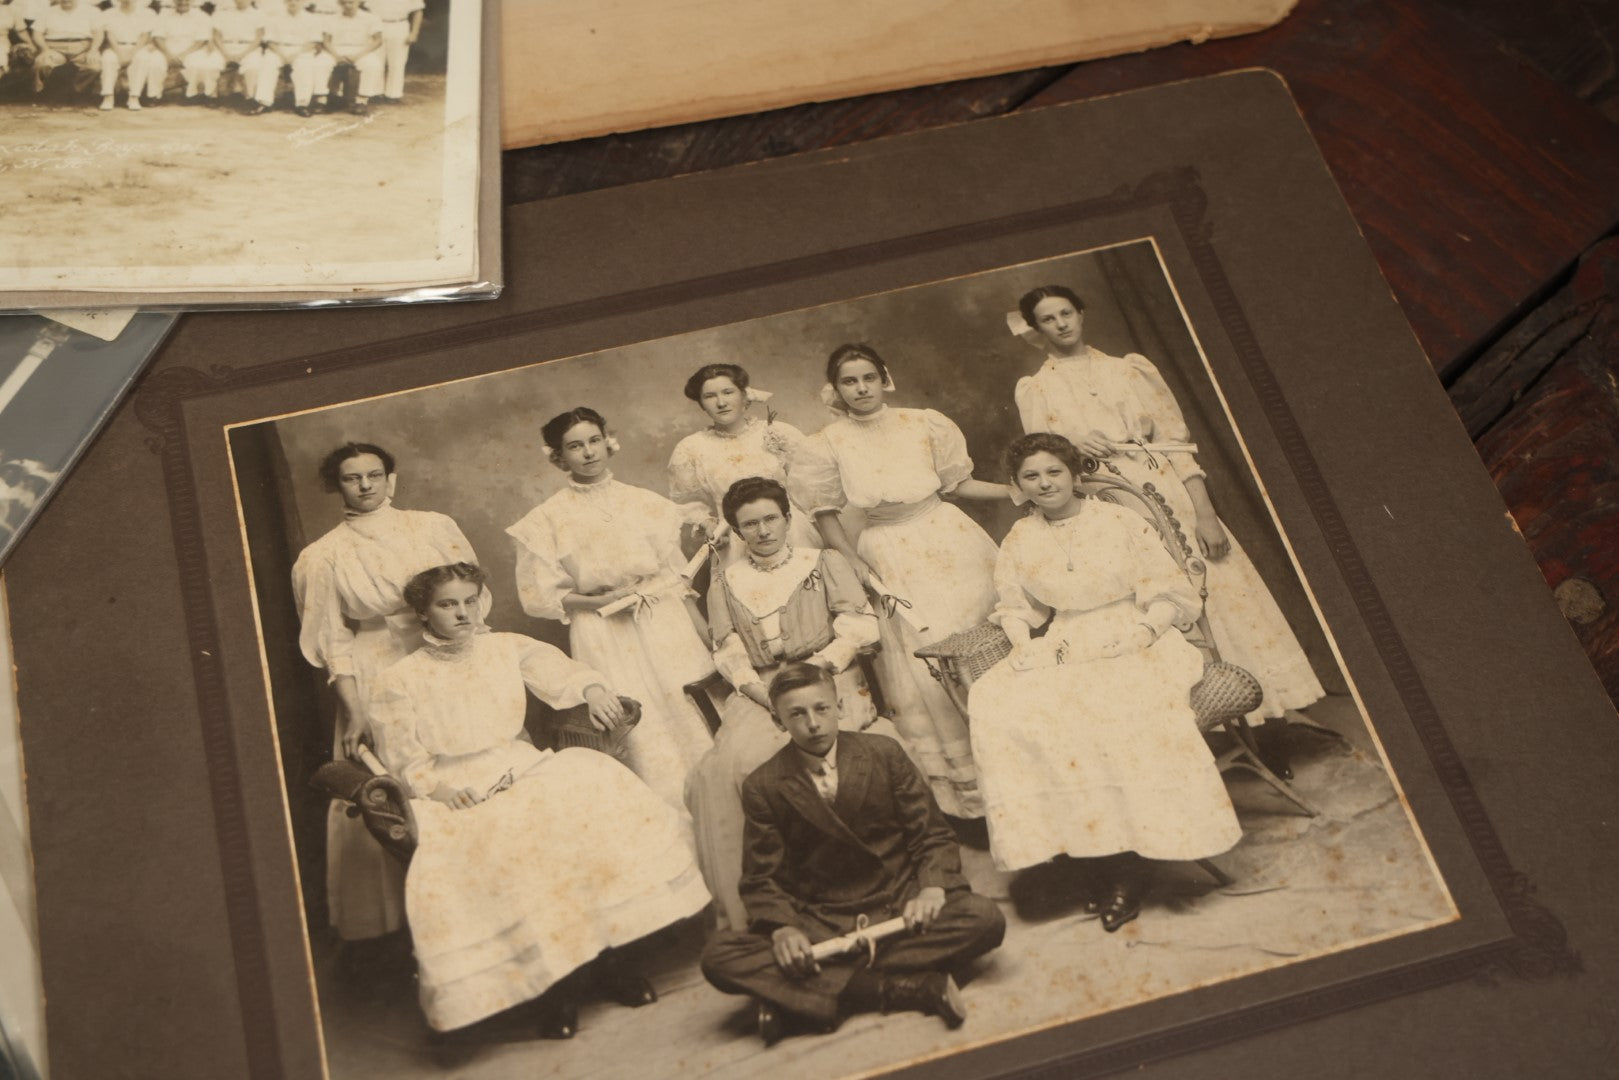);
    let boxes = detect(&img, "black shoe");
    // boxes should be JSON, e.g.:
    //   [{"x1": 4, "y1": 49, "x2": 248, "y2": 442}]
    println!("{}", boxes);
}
[
  {"x1": 756, "y1": 999, "x2": 783, "y2": 1046},
  {"x1": 594, "y1": 951, "x2": 656, "y2": 1008},
  {"x1": 1254, "y1": 725, "x2": 1295, "y2": 780},
  {"x1": 350, "y1": 101, "x2": 369, "y2": 116},
  {"x1": 246, "y1": 102, "x2": 266, "y2": 115},
  {"x1": 533, "y1": 995, "x2": 578, "y2": 1039},
  {"x1": 294, "y1": 105, "x2": 311, "y2": 117},
  {"x1": 1099, "y1": 886, "x2": 1142, "y2": 933},
  {"x1": 883, "y1": 972, "x2": 967, "y2": 1028}
]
